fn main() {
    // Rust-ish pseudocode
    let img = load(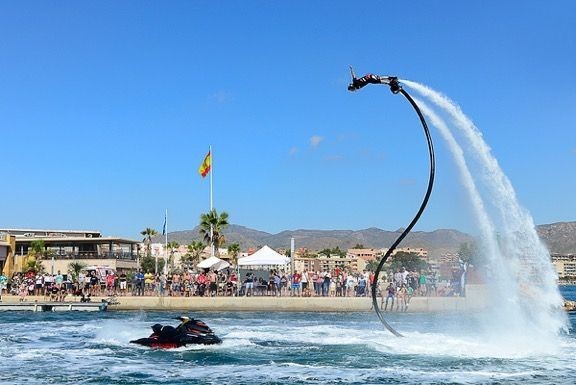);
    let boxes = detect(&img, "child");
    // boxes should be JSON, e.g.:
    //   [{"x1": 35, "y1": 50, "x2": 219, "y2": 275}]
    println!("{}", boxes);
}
[{"x1": 19, "y1": 282, "x2": 27, "y2": 302}]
